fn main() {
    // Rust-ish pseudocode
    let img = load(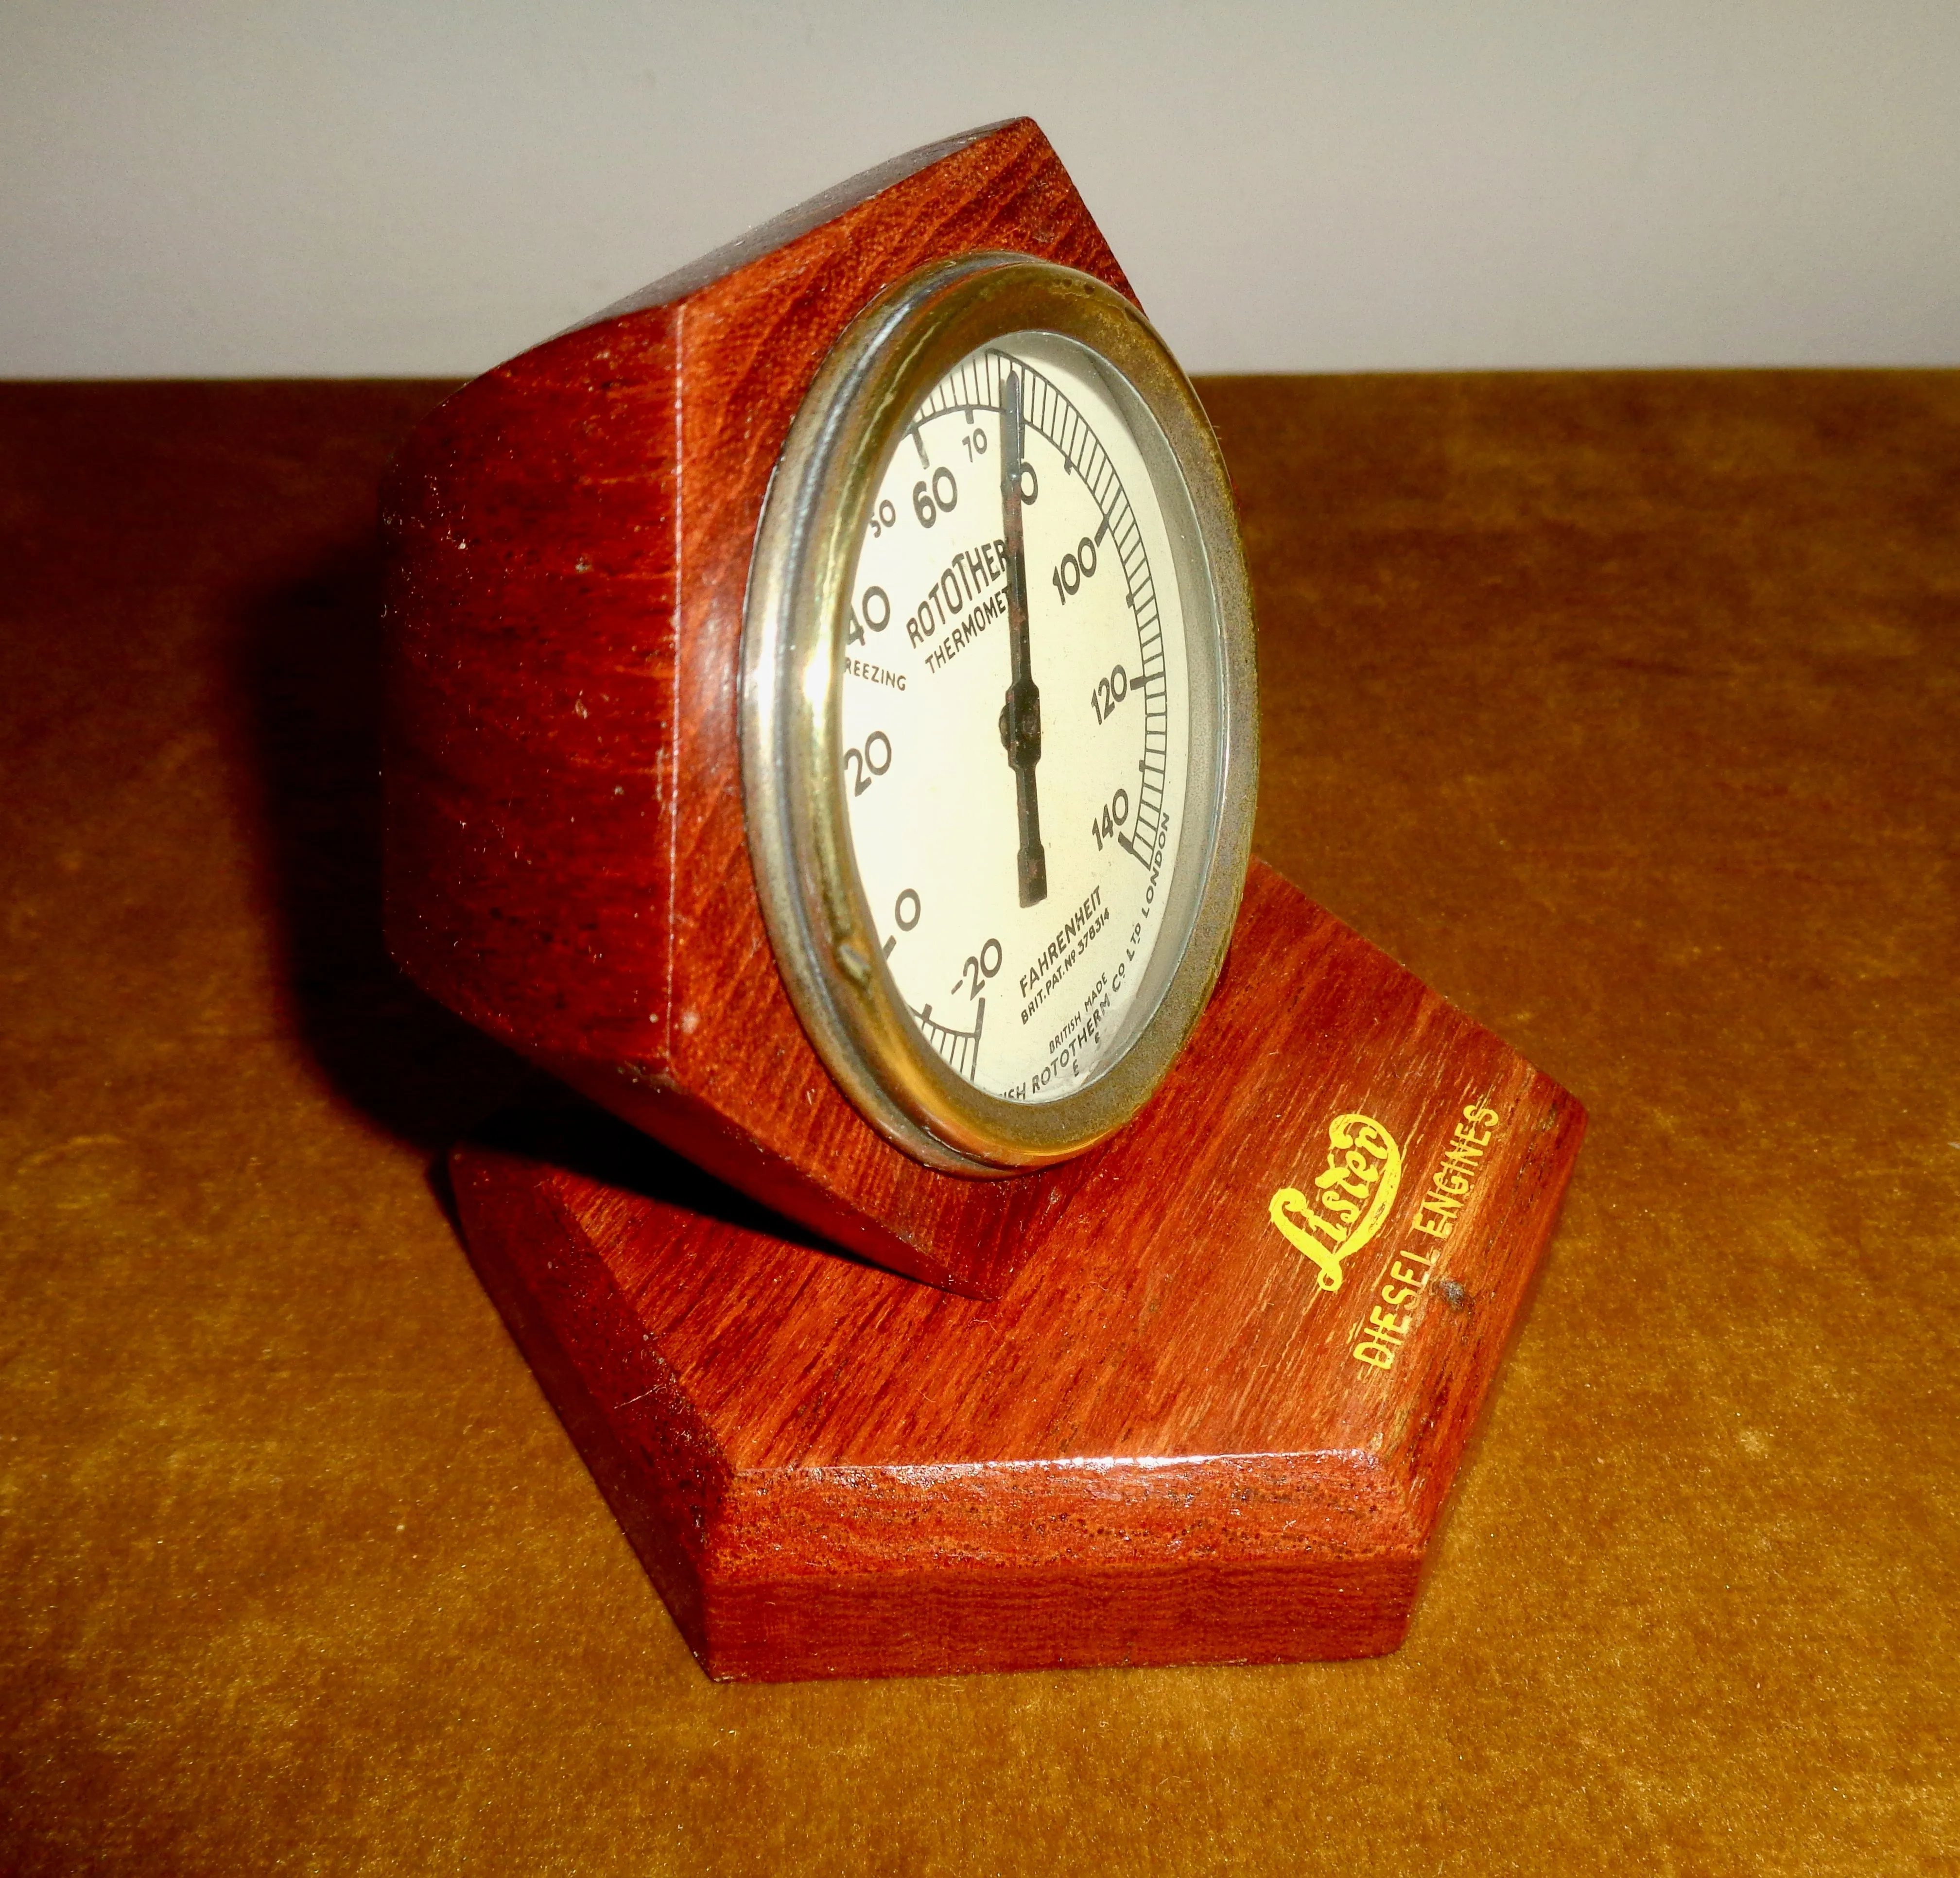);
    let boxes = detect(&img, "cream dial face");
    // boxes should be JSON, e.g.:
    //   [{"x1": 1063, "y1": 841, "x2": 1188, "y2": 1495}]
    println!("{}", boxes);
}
[{"x1": 840, "y1": 332, "x2": 1193, "y2": 1103}]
